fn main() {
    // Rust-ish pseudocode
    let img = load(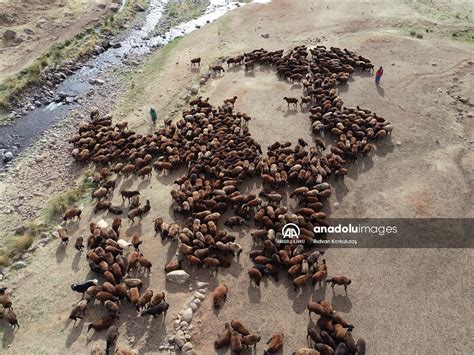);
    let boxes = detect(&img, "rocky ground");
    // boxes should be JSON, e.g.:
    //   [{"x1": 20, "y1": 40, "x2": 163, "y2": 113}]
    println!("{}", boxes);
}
[{"x1": 0, "y1": 0, "x2": 473, "y2": 354}]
